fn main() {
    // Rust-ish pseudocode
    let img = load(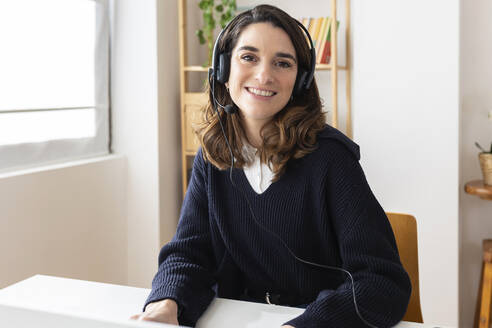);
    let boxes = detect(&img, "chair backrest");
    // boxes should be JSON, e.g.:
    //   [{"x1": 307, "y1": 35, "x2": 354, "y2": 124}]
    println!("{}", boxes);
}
[{"x1": 385, "y1": 212, "x2": 423, "y2": 323}]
